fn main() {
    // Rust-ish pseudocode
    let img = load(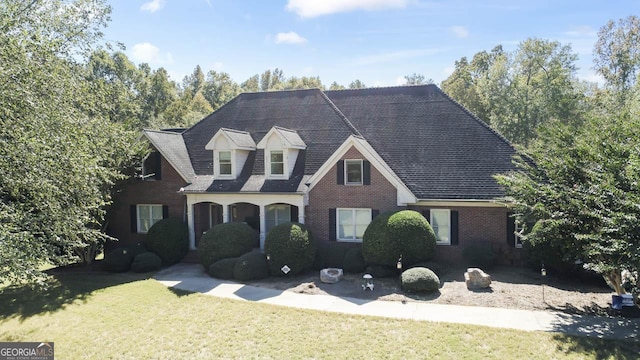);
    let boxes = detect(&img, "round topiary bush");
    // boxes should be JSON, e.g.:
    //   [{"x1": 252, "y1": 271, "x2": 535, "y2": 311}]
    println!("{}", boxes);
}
[
  {"x1": 233, "y1": 252, "x2": 269, "y2": 281},
  {"x1": 343, "y1": 247, "x2": 366, "y2": 273},
  {"x1": 103, "y1": 248, "x2": 133, "y2": 273},
  {"x1": 362, "y1": 210, "x2": 436, "y2": 267},
  {"x1": 146, "y1": 218, "x2": 189, "y2": 266},
  {"x1": 313, "y1": 242, "x2": 352, "y2": 270},
  {"x1": 198, "y1": 222, "x2": 258, "y2": 270},
  {"x1": 264, "y1": 222, "x2": 315, "y2": 277},
  {"x1": 131, "y1": 252, "x2": 162, "y2": 273},
  {"x1": 208, "y1": 258, "x2": 238, "y2": 280},
  {"x1": 401, "y1": 267, "x2": 440, "y2": 293}
]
